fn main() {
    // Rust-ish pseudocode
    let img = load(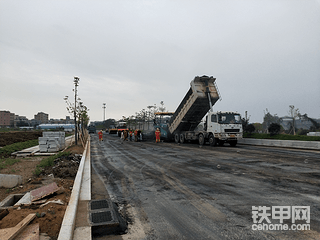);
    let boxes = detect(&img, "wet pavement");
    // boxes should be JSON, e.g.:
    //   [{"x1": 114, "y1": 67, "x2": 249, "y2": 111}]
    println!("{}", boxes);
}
[{"x1": 91, "y1": 133, "x2": 320, "y2": 240}]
